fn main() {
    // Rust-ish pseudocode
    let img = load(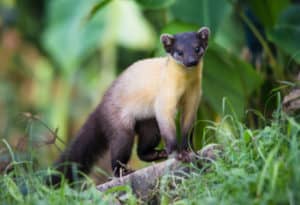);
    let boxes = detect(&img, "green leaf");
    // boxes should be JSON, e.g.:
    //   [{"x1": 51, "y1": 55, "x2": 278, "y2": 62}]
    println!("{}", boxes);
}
[
  {"x1": 278, "y1": 5, "x2": 300, "y2": 25},
  {"x1": 43, "y1": 0, "x2": 156, "y2": 72},
  {"x1": 85, "y1": 0, "x2": 113, "y2": 21},
  {"x1": 247, "y1": 0, "x2": 290, "y2": 28},
  {"x1": 170, "y1": 0, "x2": 231, "y2": 34},
  {"x1": 214, "y1": 10, "x2": 245, "y2": 56},
  {"x1": 203, "y1": 43, "x2": 262, "y2": 118},
  {"x1": 268, "y1": 6, "x2": 300, "y2": 64},
  {"x1": 243, "y1": 129, "x2": 253, "y2": 144},
  {"x1": 135, "y1": 0, "x2": 175, "y2": 9},
  {"x1": 160, "y1": 21, "x2": 199, "y2": 34},
  {"x1": 5, "y1": 177, "x2": 23, "y2": 202},
  {"x1": 115, "y1": 1, "x2": 156, "y2": 50},
  {"x1": 43, "y1": 0, "x2": 107, "y2": 73}
]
